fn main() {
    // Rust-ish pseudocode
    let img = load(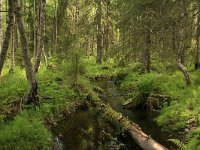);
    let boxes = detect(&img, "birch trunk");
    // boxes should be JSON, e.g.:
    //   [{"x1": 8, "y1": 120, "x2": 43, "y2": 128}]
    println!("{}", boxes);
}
[
  {"x1": 13, "y1": 0, "x2": 39, "y2": 105},
  {"x1": 177, "y1": 1, "x2": 191, "y2": 85},
  {"x1": 34, "y1": 0, "x2": 46, "y2": 73}
]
